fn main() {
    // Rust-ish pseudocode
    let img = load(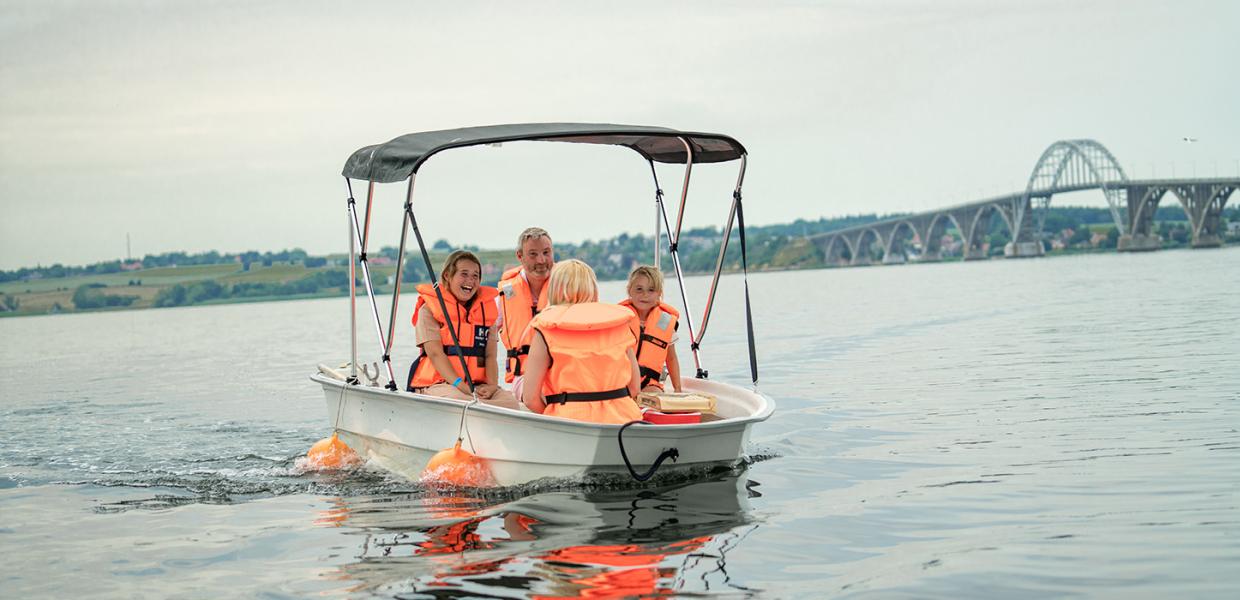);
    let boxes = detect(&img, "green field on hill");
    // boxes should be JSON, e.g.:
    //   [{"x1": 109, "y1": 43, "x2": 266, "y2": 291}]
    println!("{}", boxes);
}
[{"x1": 0, "y1": 251, "x2": 524, "y2": 318}]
